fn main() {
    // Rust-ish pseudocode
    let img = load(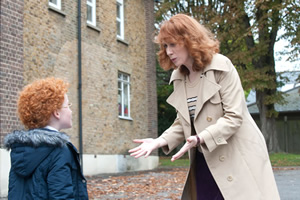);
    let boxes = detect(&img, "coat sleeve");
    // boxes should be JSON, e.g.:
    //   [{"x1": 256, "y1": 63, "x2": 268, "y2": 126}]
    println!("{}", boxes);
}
[
  {"x1": 200, "y1": 59, "x2": 244, "y2": 152},
  {"x1": 47, "y1": 147, "x2": 75, "y2": 200},
  {"x1": 159, "y1": 113, "x2": 185, "y2": 155}
]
